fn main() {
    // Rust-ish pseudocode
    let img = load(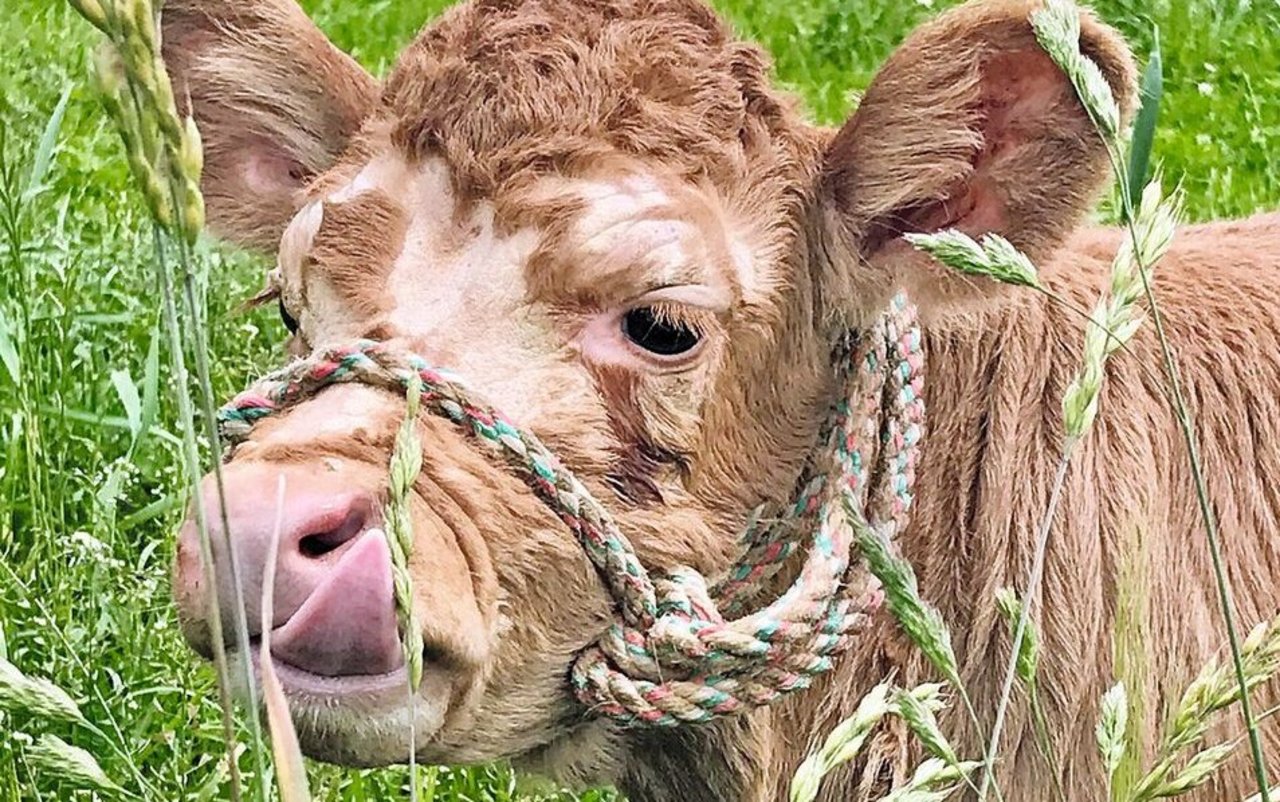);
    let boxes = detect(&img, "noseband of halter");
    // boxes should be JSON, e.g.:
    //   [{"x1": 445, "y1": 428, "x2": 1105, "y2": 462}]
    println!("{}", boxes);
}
[{"x1": 217, "y1": 293, "x2": 925, "y2": 727}]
